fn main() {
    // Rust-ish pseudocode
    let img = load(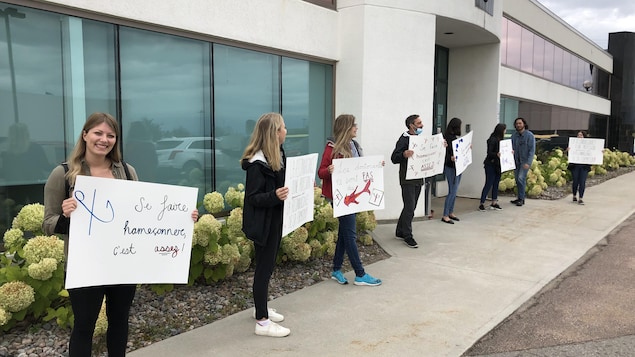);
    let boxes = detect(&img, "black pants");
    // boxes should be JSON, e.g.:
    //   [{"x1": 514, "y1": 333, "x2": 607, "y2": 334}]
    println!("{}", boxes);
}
[
  {"x1": 396, "y1": 184, "x2": 422, "y2": 239},
  {"x1": 68, "y1": 285, "x2": 136, "y2": 357},
  {"x1": 253, "y1": 235, "x2": 282, "y2": 320}
]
